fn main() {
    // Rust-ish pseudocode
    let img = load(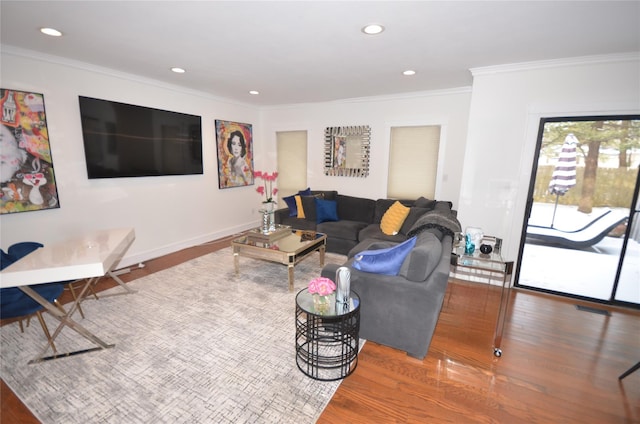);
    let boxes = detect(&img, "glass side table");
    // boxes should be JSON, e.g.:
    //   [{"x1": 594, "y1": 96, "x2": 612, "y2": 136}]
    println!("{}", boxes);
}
[
  {"x1": 295, "y1": 288, "x2": 360, "y2": 381},
  {"x1": 451, "y1": 246, "x2": 514, "y2": 357}
]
